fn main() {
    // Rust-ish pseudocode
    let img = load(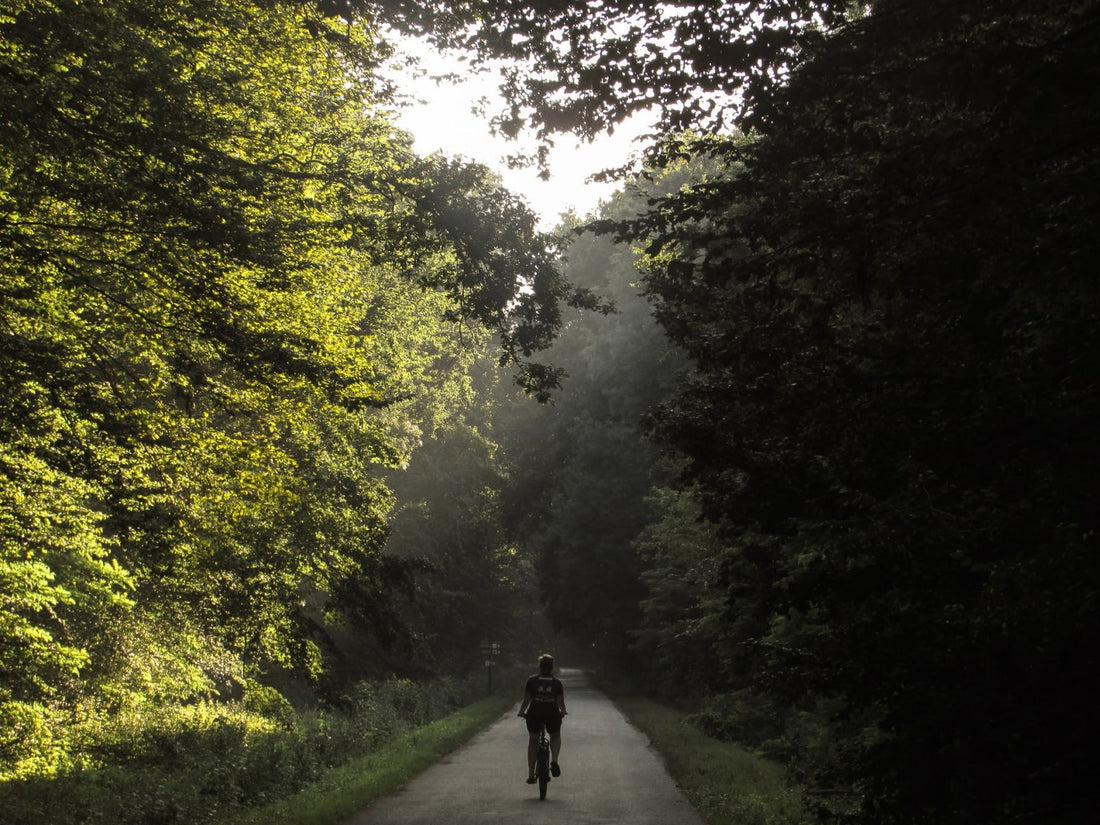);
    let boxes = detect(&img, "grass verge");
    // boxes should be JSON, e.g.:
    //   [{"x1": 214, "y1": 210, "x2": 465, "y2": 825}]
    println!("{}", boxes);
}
[
  {"x1": 225, "y1": 691, "x2": 515, "y2": 825},
  {"x1": 614, "y1": 697, "x2": 813, "y2": 825}
]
